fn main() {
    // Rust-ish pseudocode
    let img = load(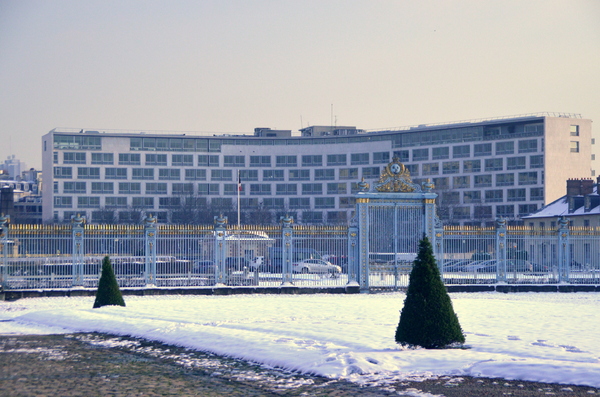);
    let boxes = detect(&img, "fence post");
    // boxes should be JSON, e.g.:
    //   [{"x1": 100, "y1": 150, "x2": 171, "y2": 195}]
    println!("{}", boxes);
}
[
  {"x1": 496, "y1": 217, "x2": 507, "y2": 283},
  {"x1": 347, "y1": 224, "x2": 359, "y2": 286},
  {"x1": 0, "y1": 214, "x2": 9, "y2": 289},
  {"x1": 434, "y1": 218, "x2": 444, "y2": 276},
  {"x1": 71, "y1": 214, "x2": 85, "y2": 287},
  {"x1": 557, "y1": 216, "x2": 570, "y2": 283},
  {"x1": 356, "y1": 179, "x2": 370, "y2": 291},
  {"x1": 144, "y1": 214, "x2": 157, "y2": 286},
  {"x1": 280, "y1": 215, "x2": 294, "y2": 286},
  {"x1": 214, "y1": 214, "x2": 227, "y2": 286}
]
